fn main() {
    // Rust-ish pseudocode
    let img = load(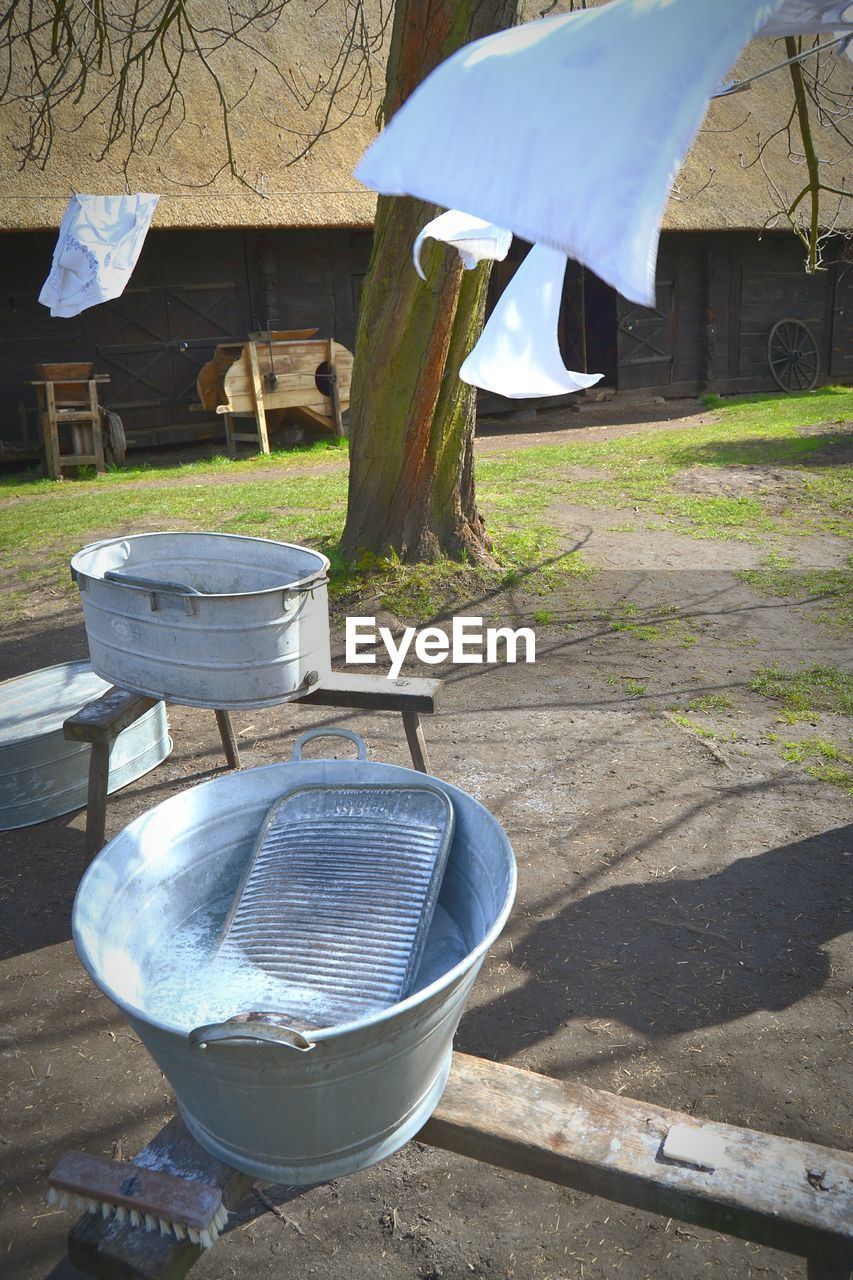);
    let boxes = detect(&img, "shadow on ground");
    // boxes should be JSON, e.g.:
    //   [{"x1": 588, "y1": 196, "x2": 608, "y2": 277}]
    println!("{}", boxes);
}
[{"x1": 459, "y1": 823, "x2": 853, "y2": 1055}]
